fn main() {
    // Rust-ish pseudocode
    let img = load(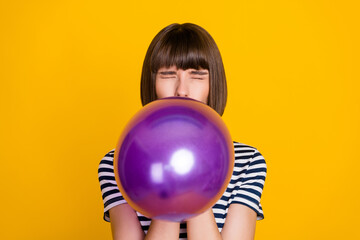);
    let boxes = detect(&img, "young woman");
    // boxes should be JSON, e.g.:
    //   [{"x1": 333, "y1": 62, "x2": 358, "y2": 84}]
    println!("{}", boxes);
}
[{"x1": 98, "y1": 23, "x2": 267, "y2": 240}]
